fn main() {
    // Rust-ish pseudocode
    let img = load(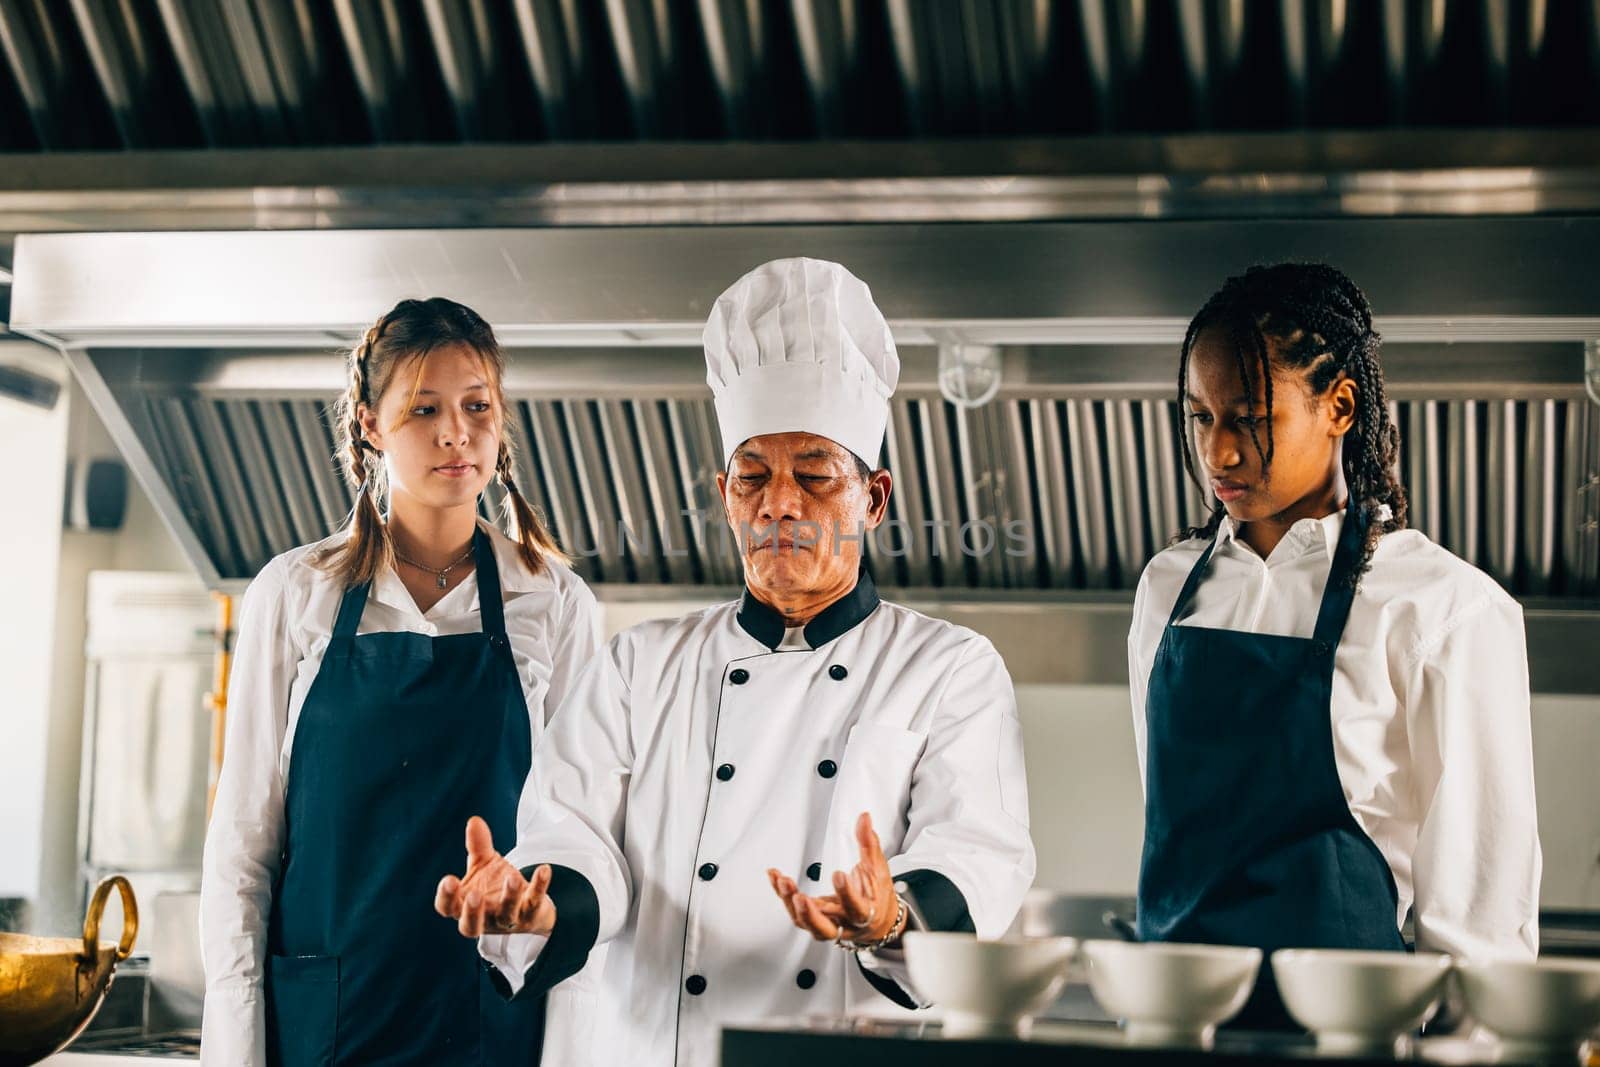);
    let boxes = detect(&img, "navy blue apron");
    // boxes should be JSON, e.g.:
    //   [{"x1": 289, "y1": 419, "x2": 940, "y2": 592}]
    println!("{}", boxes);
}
[
  {"x1": 266, "y1": 527, "x2": 545, "y2": 1065},
  {"x1": 1136, "y1": 502, "x2": 1405, "y2": 1029}
]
